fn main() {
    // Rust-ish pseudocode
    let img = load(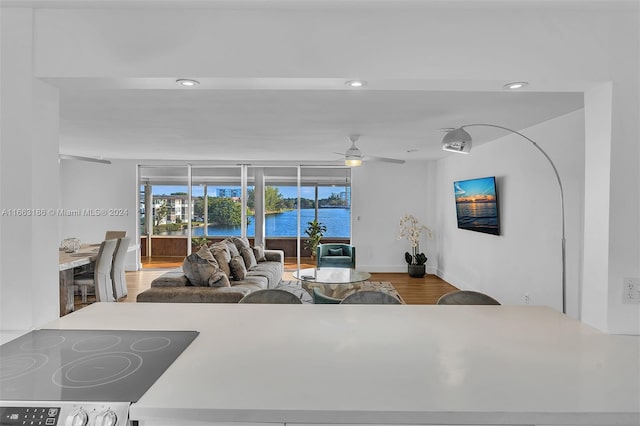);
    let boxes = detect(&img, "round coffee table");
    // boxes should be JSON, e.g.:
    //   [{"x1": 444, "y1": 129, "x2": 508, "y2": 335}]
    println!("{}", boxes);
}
[{"x1": 293, "y1": 267, "x2": 371, "y2": 298}]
